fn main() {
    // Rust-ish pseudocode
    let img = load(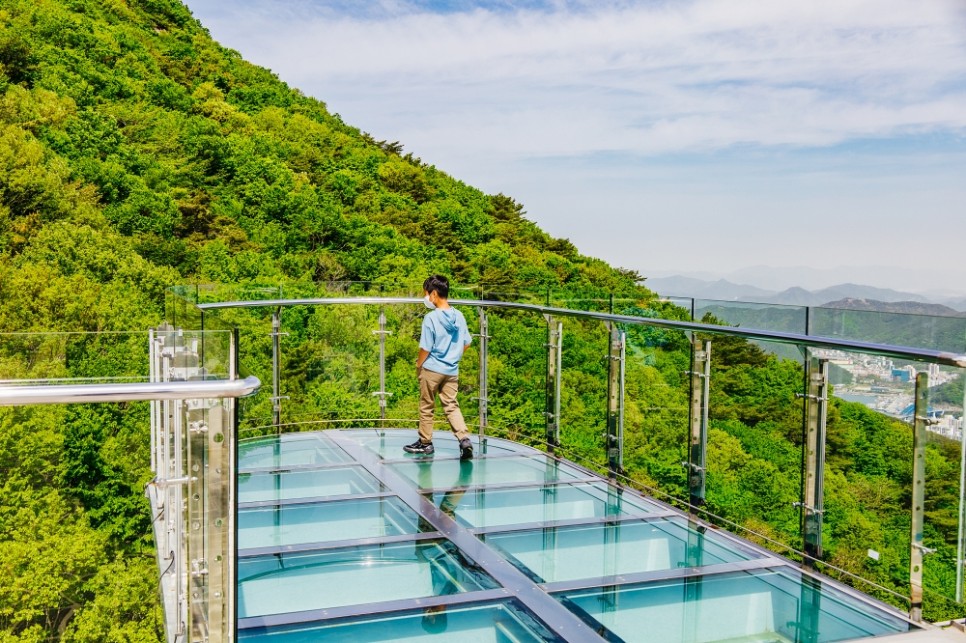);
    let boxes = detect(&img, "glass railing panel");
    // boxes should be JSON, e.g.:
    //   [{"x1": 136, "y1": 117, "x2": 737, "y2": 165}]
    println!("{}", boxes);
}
[
  {"x1": 620, "y1": 323, "x2": 692, "y2": 506},
  {"x1": 236, "y1": 599, "x2": 563, "y2": 641},
  {"x1": 484, "y1": 306, "x2": 550, "y2": 449},
  {"x1": 693, "y1": 298, "x2": 809, "y2": 334},
  {"x1": 556, "y1": 567, "x2": 915, "y2": 642},
  {"x1": 809, "y1": 306, "x2": 966, "y2": 354},
  {"x1": 811, "y1": 349, "x2": 966, "y2": 618},
  {"x1": 236, "y1": 540, "x2": 499, "y2": 618},
  {"x1": 483, "y1": 516, "x2": 762, "y2": 584},
  {"x1": 551, "y1": 316, "x2": 610, "y2": 473},
  {"x1": 0, "y1": 331, "x2": 149, "y2": 381},
  {"x1": 389, "y1": 455, "x2": 589, "y2": 491},
  {"x1": 239, "y1": 433, "x2": 351, "y2": 470},
  {"x1": 436, "y1": 480, "x2": 661, "y2": 530},
  {"x1": 920, "y1": 365, "x2": 965, "y2": 619},
  {"x1": 238, "y1": 465, "x2": 383, "y2": 503},
  {"x1": 238, "y1": 496, "x2": 423, "y2": 550}
]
